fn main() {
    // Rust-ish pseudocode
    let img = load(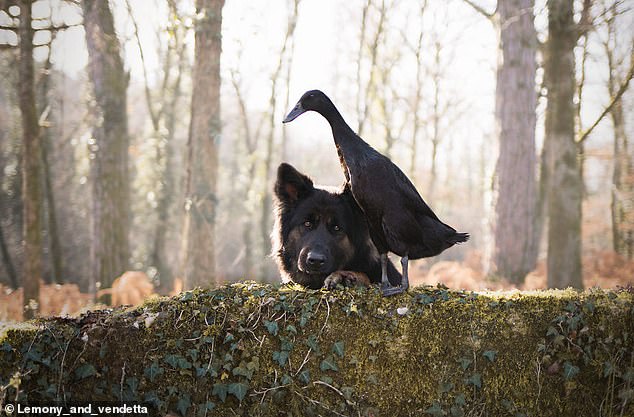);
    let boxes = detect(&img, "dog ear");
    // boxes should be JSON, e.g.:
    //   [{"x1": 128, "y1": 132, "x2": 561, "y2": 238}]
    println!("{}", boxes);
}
[{"x1": 275, "y1": 163, "x2": 314, "y2": 205}]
